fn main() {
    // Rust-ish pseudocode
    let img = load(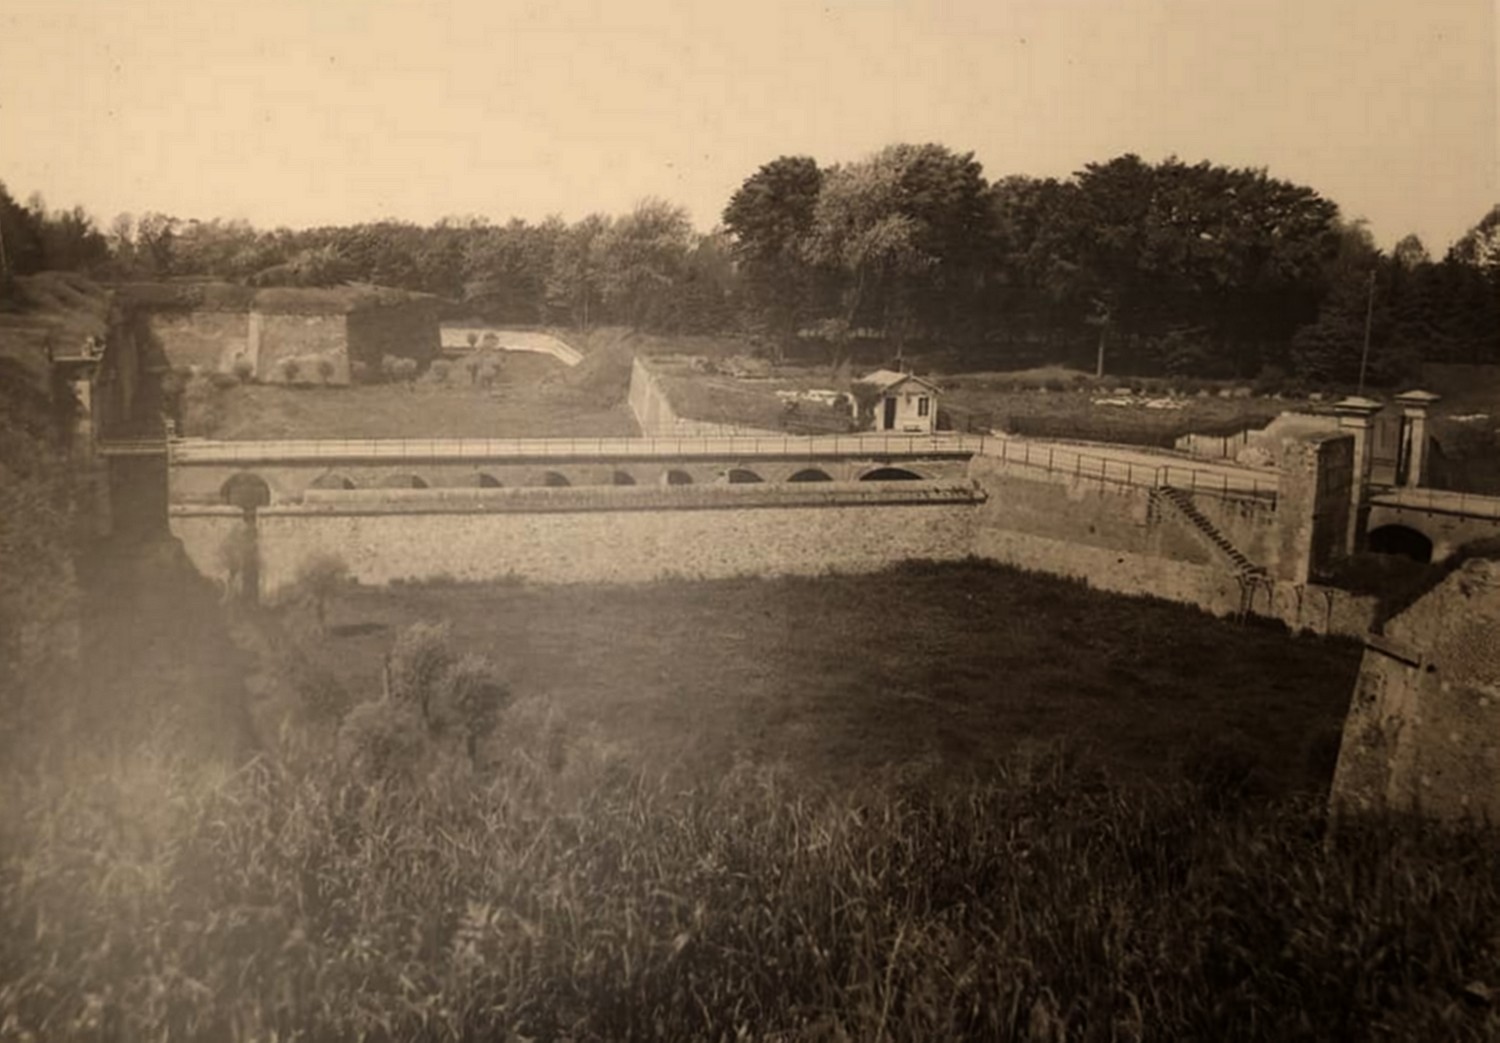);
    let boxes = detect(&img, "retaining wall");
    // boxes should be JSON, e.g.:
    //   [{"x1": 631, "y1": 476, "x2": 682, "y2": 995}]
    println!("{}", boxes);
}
[
  {"x1": 628, "y1": 358, "x2": 776, "y2": 438},
  {"x1": 172, "y1": 485, "x2": 983, "y2": 597},
  {"x1": 967, "y1": 456, "x2": 1376, "y2": 636},
  {"x1": 1332, "y1": 559, "x2": 1500, "y2": 821}
]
